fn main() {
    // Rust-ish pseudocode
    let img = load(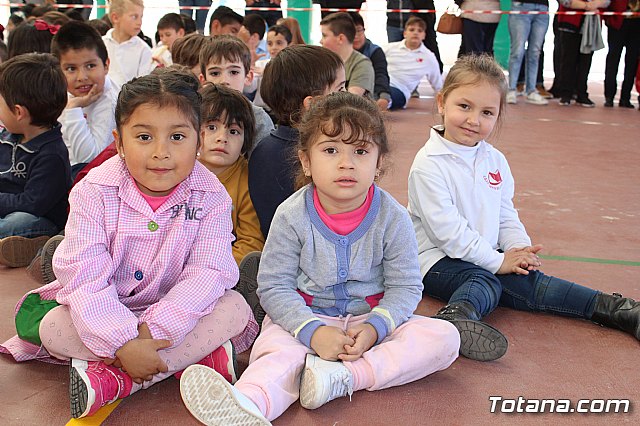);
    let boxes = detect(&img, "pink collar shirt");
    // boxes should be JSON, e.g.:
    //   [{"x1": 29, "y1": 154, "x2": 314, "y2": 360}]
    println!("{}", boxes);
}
[{"x1": 5, "y1": 156, "x2": 238, "y2": 360}]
